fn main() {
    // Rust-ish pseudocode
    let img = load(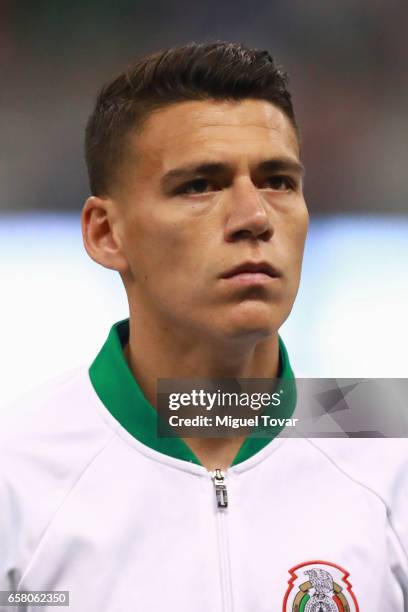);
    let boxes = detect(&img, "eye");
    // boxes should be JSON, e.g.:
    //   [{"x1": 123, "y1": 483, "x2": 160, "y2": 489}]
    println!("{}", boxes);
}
[
  {"x1": 178, "y1": 178, "x2": 214, "y2": 195},
  {"x1": 262, "y1": 175, "x2": 294, "y2": 191}
]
